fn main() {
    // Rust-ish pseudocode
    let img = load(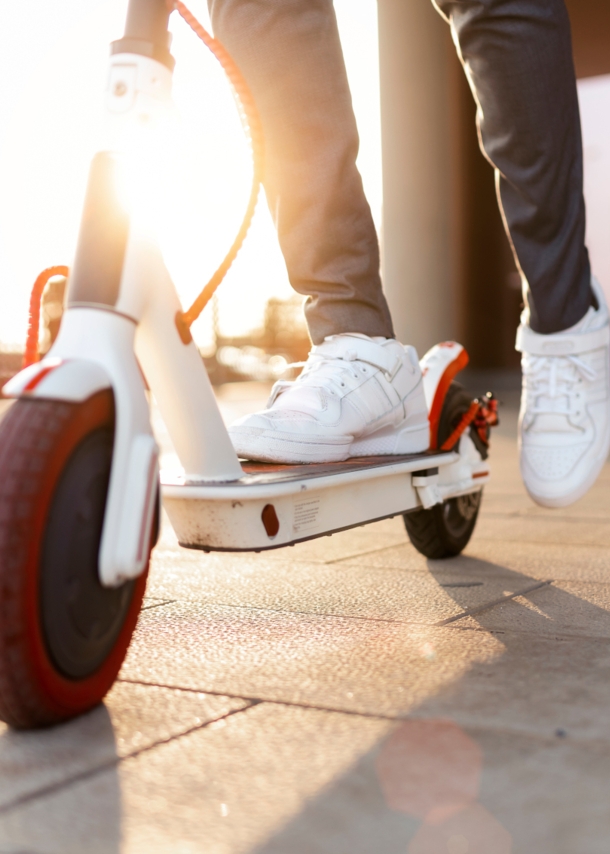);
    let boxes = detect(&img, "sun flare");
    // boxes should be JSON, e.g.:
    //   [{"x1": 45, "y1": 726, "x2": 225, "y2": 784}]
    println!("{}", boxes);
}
[{"x1": 0, "y1": 0, "x2": 380, "y2": 350}]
